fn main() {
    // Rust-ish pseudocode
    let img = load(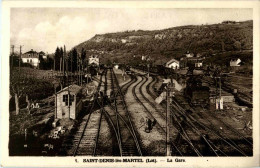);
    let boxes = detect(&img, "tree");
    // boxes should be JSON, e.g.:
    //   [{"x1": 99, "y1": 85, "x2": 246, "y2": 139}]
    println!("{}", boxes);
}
[
  {"x1": 72, "y1": 49, "x2": 78, "y2": 72},
  {"x1": 54, "y1": 47, "x2": 61, "y2": 71},
  {"x1": 10, "y1": 74, "x2": 34, "y2": 115},
  {"x1": 233, "y1": 41, "x2": 241, "y2": 51},
  {"x1": 39, "y1": 54, "x2": 45, "y2": 69},
  {"x1": 81, "y1": 48, "x2": 87, "y2": 68}
]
